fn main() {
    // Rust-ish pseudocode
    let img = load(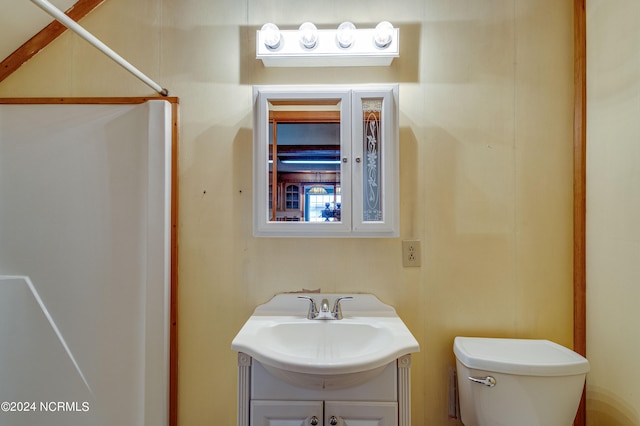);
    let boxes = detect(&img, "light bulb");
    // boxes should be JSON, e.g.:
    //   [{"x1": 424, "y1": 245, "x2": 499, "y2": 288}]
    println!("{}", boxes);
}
[
  {"x1": 373, "y1": 21, "x2": 394, "y2": 48},
  {"x1": 299, "y1": 22, "x2": 318, "y2": 49},
  {"x1": 261, "y1": 23, "x2": 281, "y2": 49},
  {"x1": 336, "y1": 21, "x2": 356, "y2": 48}
]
